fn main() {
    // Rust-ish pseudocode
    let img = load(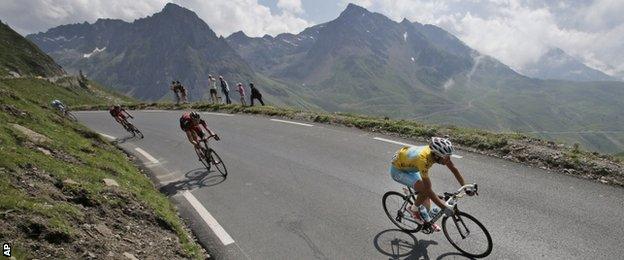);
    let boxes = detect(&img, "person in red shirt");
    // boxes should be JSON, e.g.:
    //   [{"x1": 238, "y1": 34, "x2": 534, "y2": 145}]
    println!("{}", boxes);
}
[
  {"x1": 179, "y1": 112, "x2": 219, "y2": 150},
  {"x1": 109, "y1": 104, "x2": 133, "y2": 127}
]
